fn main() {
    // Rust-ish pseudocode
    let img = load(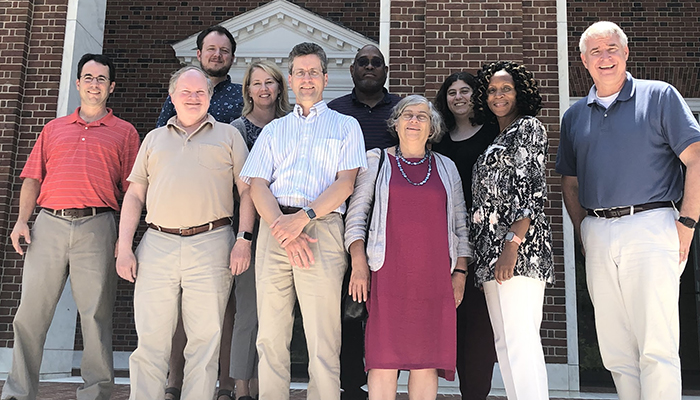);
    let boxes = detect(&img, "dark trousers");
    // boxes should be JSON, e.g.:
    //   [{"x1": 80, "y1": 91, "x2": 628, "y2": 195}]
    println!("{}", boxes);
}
[
  {"x1": 340, "y1": 315, "x2": 367, "y2": 398},
  {"x1": 457, "y1": 262, "x2": 497, "y2": 400}
]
